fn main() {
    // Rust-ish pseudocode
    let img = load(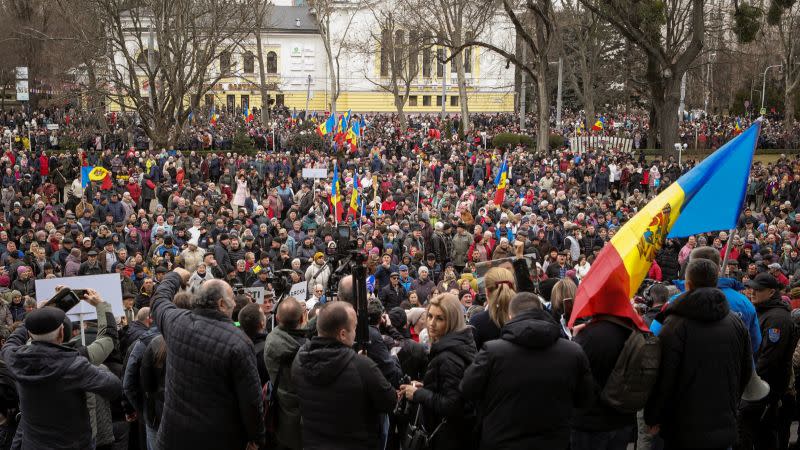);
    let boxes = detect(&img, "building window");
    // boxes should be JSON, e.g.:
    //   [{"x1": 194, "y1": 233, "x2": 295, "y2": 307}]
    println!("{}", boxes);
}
[
  {"x1": 450, "y1": 95, "x2": 459, "y2": 106},
  {"x1": 241, "y1": 95, "x2": 250, "y2": 111},
  {"x1": 276, "y1": 94, "x2": 285, "y2": 106},
  {"x1": 266, "y1": 51, "x2": 278, "y2": 74},
  {"x1": 464, "y1": 31, "x2": 473, "y2": 73},
  {"x1": 436, "y1": 48, "x2": 445, "y2": 77},
  {"x1": 436, "y1": 95, "x2": 443, "y2": 106},
  {"x1": 220, "y1": 51, "x2": 232, "y2": 76},
  {"x1": 394, "y1": 30, "x2": 405, "y2": 73},
  {"x1": 408, "y1": 95, "x2": 418, "y2": 106},
  {"x1": 243, "y1": 51, "x2": 255, "y2": 74},
  {"x1": 409, "y1": 31, "x2": 419, "y2": 77},
  {"x1": 380, "y1": 29, "x2": 391, "y2": 77},
  {"x1": 226, "y1": 94, "x2": 235, "y2": 112},
  {"x1": 422, "y1": 48, "x2": 432, "y2": 77},
  {"x1": 423, "y1": 95, "x2": 431, "y2": 106}
]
